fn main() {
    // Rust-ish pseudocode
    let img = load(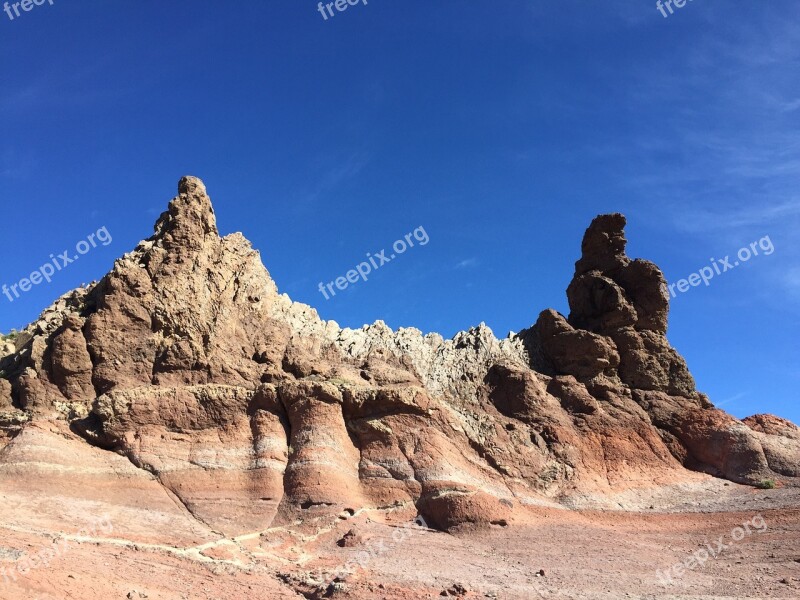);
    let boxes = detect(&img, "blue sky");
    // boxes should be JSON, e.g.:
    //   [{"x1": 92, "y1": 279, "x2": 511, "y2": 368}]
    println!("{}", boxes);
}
[{"x1": 0, "y1": 1, "x2": 798, "y2": 423}]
